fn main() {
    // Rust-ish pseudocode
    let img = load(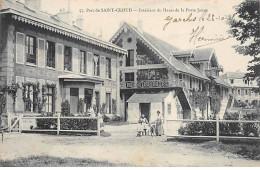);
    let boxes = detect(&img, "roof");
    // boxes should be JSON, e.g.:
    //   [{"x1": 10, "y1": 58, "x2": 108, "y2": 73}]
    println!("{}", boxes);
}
[
  {"x1": 58, "y1": 74, "x2": 104, "y2": 84},
  {"x1": 127, "y1": 92, "x2": 170, "y2": 103},
  {"x1": 1, "y1": 0, "x2": 127, "y2": 54},
  {"x1": 191, "y1": 48, "x2": 215, "y2": 62},
  {"x1": 172, "y1": 48, "x2": 215, "y2": 62},
  {"x1": 110, "y1": 22, "x2": 209, "y2": 81},
  {"x1": 213, "y1": 76, "x2": 232, "y2": 88},
  {"x1": 223, "y1": 72, "x2": 247, "y2": 79},
  {"x1": 171, "y1": 49, "x2": 193, "y2": 57}
]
